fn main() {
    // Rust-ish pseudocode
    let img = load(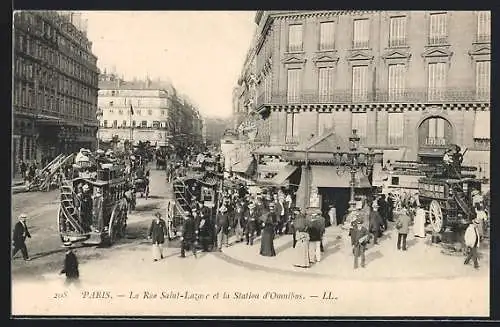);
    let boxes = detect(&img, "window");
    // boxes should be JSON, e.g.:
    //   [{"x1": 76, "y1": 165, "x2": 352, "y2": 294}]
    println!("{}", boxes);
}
[
  {"x1": 477, "y1": 11, "x2": 490, "y2": 42},
  {"x1": 122, "y1": 120, "x2": 127, "y2": 127},
  {"x1": 428, "y1": 62, "x2": 447, "y2": 100},
  {"x1": 161, "y1": 110, "x2": 165, "y2": 116},
  {"x1": 152, "y1": 121, "x2": 160, "y2": 128},
  {"x1": 103, "y1": 120, "x2": 108, "y2": 127},
  {"x1": 389, "y1": 16, "x2": 407, "y2": 47},
  {"x1": 426, "y1": 118, "x2": 446, "y2": 145},
  {"x1": 136, "y1": 109, "x2": 141, "y2": 115},
  {"x1": 111, "y1": 90, "x2": 116, "y2": 96},
  {"x1": 132, "y1": 121, "x2": 136, "y2": 127},
  {"x1": 387, "y1": 113, "x2": 404, "y2": 145},
  {"x1": 109, "y1": 101, "x2": 114, "y2": 106},
  {"x1": 288, "y1": 24, "x2": 303, "y2": 52},
  {"x1": 287, "y1": 69, "x2": 301, "y2": 103},
  {"x1": 112, "y1": 120, "x2": 117, "y2": 128},
  {"x1": 353, "y1": 19, "x2": 370, "y2": 48},
  {"x1": 429, "y1": 13, "x2": 447, "y2": 45},
  {"x1": 351, "y1": 113, "x2": 367, "y2": 143},
  {"x1": 118, "y1": 109, "x2": 123, "y2": 115},
  {"x1": 141, "y1": 120, "x2": 147, "y2": 128},
  {"x1": 476, "y1": 61, "x2": 490, "y2": 100},
  {"x1": 286, "y1": 113, "x2": 299, "y2": 141},
  {"x1": 352, "y1": 65, "x2": 368, "y2": 102},
  {"x1": 148, "y1": 109, "x2": 153, "y2": 115},
  {"x1": 318, "y1": 67, "x2": 335, "y2": 102},
  {"x1": 318, "y1": 113, "x2": 334, "y2": 136},
  {"x1": 388, "y1": 64, "x2": 406, "y2": 101},
  {"x1": 319, "y1": 21, "x2": 335, "y2": 50}
]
